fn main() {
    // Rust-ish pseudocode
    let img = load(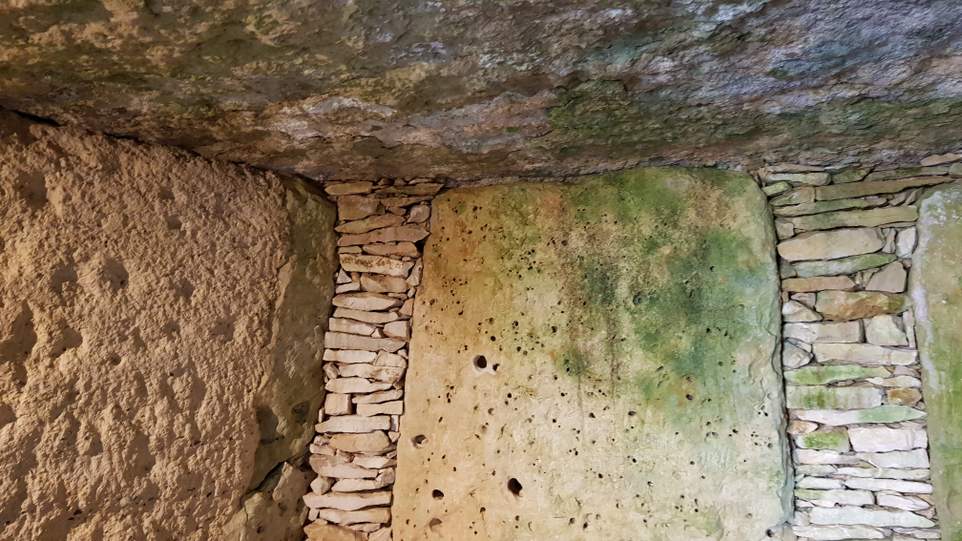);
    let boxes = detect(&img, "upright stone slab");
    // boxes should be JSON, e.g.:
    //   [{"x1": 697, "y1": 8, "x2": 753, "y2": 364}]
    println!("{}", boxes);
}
[
  {"x1": 913, "y1": 181, "x2": 962, "y2": 540},
  {"x1": 394, "y1": 168, "x2": 790, "y2": 540}
]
